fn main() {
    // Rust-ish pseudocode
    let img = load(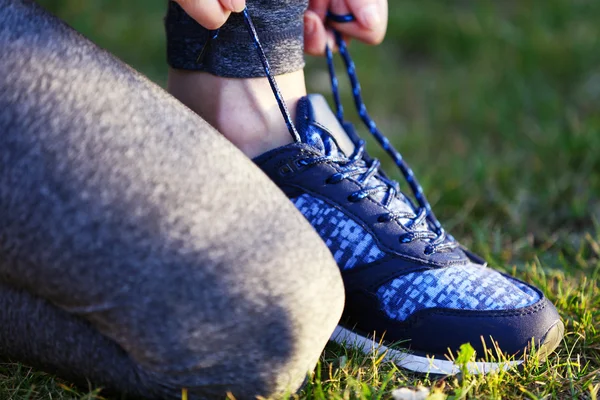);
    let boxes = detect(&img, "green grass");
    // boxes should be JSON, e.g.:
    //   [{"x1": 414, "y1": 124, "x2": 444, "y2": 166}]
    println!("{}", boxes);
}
[{"x1": 4, "y1": 0, "x2": 599, "y2": 398}]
